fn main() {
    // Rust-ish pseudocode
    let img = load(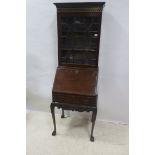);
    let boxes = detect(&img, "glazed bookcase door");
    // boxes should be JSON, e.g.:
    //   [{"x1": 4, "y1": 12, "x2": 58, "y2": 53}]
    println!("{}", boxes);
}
[{"x1": 58, "y1": 13, "x2": 102, "y2": 67}]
